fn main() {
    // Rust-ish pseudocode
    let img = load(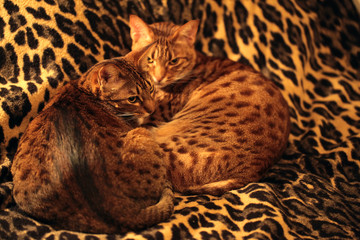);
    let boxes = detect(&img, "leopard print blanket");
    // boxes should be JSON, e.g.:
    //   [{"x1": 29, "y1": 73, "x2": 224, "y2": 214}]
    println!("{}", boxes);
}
[{"x1": 0, "y1": 0, "x2": 359, "y2": 239}]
